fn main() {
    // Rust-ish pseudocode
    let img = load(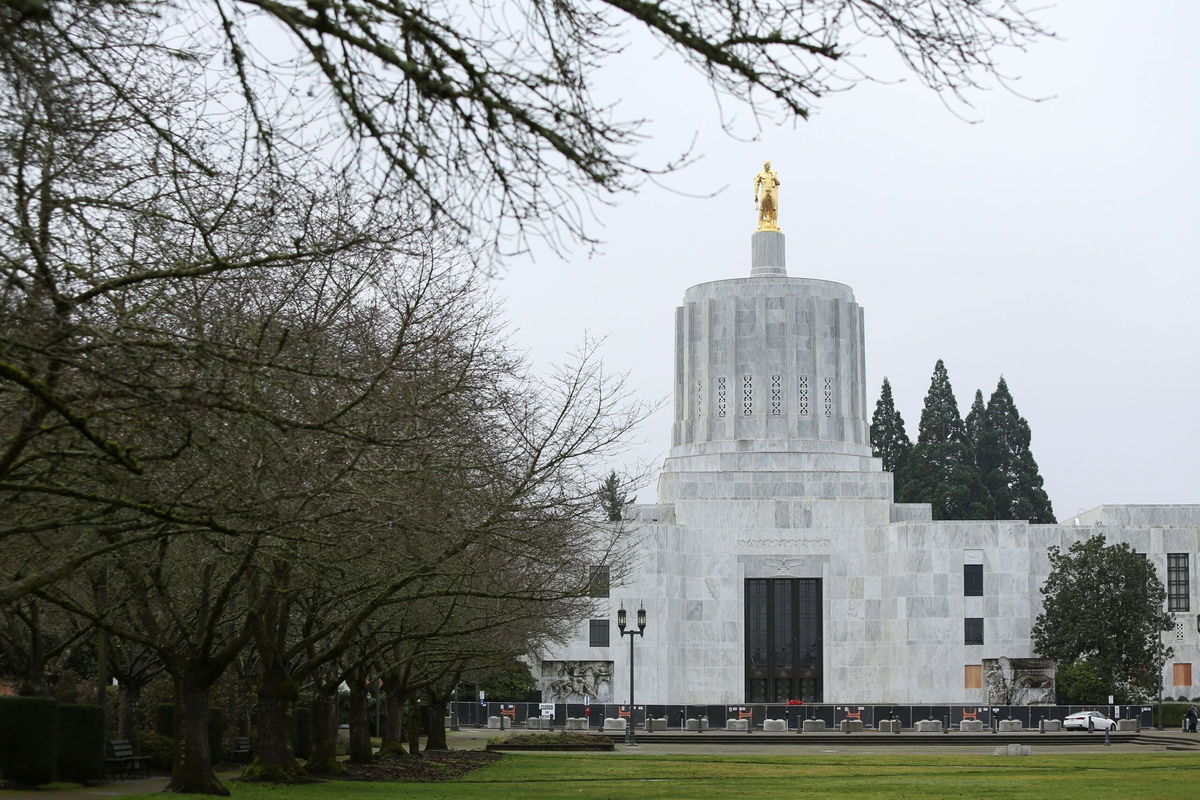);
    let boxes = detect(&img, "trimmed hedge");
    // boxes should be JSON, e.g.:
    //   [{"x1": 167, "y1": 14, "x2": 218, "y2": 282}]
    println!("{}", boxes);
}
[
  {"x1": 134, "y1": 730, "x2": 173, "y2": 772},
  {"x1": 0, "y1": 696, "x2": 59, "y2": 786},
  {"x1": 1160, "y1": 702, "x2": 1197, "y2": 730},
  {"x1": 57, "y1": 704, "x2": 105, "y2": 783}
]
